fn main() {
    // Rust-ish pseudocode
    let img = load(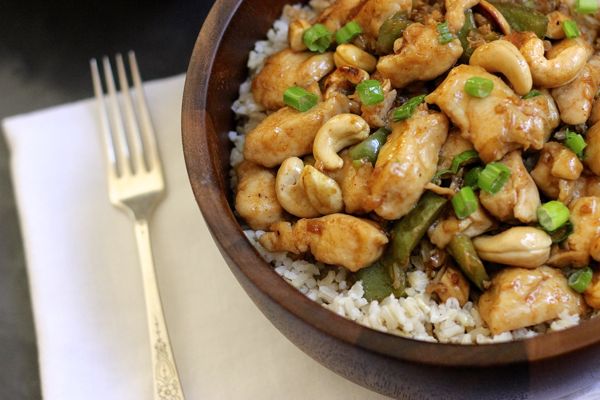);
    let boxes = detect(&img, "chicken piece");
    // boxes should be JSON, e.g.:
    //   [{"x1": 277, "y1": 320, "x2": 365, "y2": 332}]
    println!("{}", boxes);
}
[
  {"x1": 428, "y1": 266, "x2": 470, "y2": 306},
  {"x1": 334, "y1": 153, "x2": 374, "y2": 214},
  {"x1": 479, "y1": 151, "x2": 541, "y2": 223},
  {"x1": 478, "y1": 266, "x2": 586, "y2": 335},
  {"x1": 244, "y1": 94, "x2": 350, "y2": 168},
  {"x1": 428, "y1": 204, "x2": 496, "y2": 248},
  {"x1": 367, "y1": 108, "x2": 449, "y2": 220},
  {"x1": 426, "y1": 65, "x2": 560, "y2": 163},
  {"x1": 558, "y1": 175, "x2": 600, "y2": 206},
  {"x1": 353, "y1": 0, "x2": 413, "y2": 48},
  {"x1": 235, "y1": 161, "x2": 284, "y2": 230},
  {"x1": 590, "y1": 96, "x2": 600, "y2": 125},
  {"x1": 437, "y1": 130, "x2": 474, "y2": 171},
  {"x1": 584, "y1": 270, "x2": 600, "y2": 309},
  {"x1": 376, "y1": 23, "x2": 463, "y2": 89},
  {"x1": 360, "y1": 78, "x2": 396, "y2": 128},
  {"x1": 585, "y1": 121, "x2": 600, "y2": 176},
  {"x1": 259, "y1": 214, "x2": 389, "y2": 272},
  {"x1": 316, "y1": 0, "x2": 367, "y2": 32},
  {"x1": 551, "y1": 55, "x2": 600, "y2": 125},
  {"x1": 252, "y1": 49, "x2": 335, "y2": 111}
]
